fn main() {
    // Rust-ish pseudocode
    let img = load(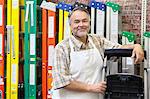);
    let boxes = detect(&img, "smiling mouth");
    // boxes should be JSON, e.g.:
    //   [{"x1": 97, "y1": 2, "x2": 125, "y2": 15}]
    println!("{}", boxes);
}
[{"x1": 78, "y1": 29, "x2": 86, "y2": 31}]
